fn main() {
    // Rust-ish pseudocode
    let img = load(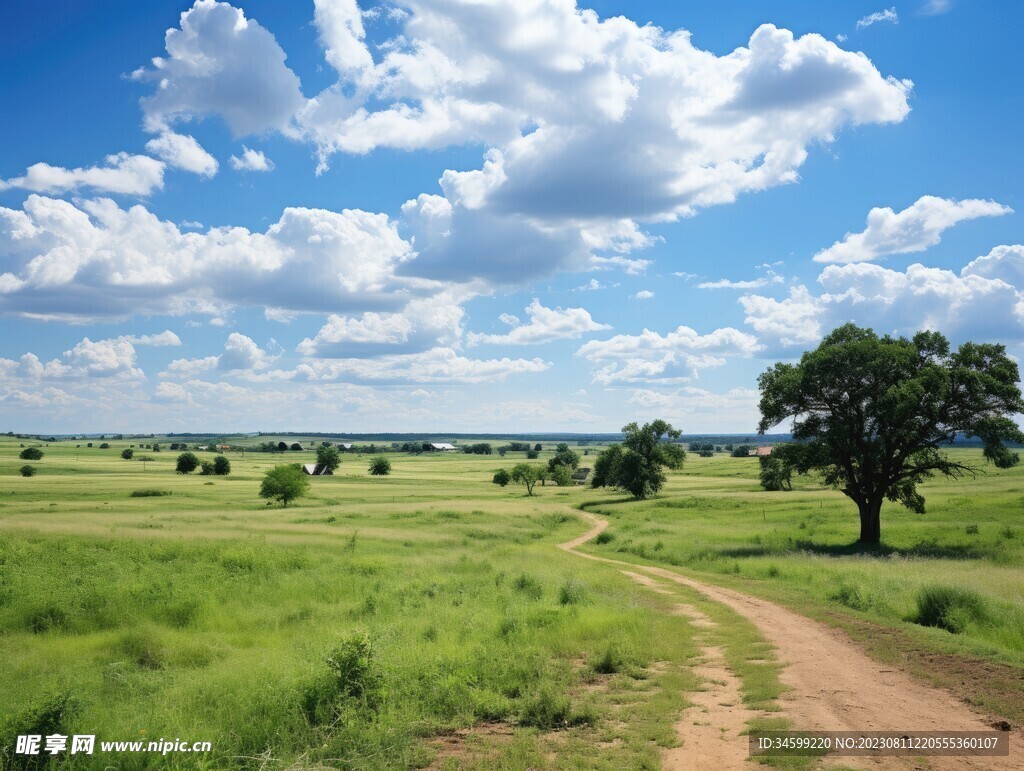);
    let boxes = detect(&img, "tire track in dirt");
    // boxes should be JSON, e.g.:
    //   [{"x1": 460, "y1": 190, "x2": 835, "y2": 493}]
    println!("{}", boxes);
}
[{"x1": 558, "y1": 510, "x2": 1020, "y2": 770}]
